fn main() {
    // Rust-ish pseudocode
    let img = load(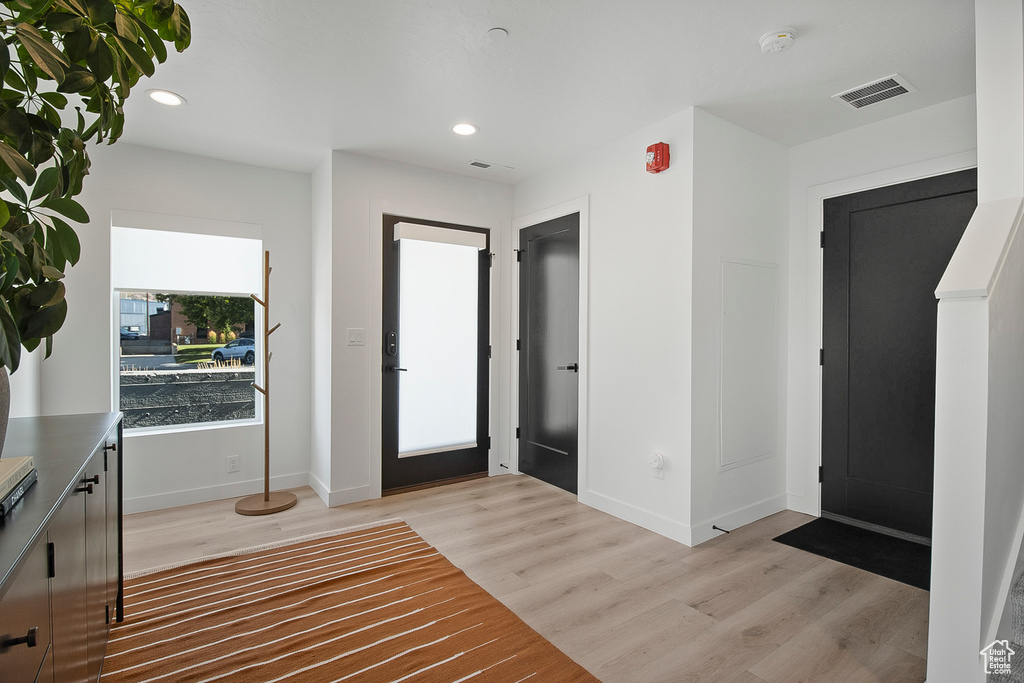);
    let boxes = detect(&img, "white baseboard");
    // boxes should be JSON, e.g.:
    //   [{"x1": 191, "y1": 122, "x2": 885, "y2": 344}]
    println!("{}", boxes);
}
[
  {"x1": 689, "y1": 494, "x2": 789, "y2": 546},
  {"x1": 307, "y1": 472, "x2": 371, "y2": 507},
  {"x1": 123, "y1": 472, "x2": 310, "y2": 514},
  {"x1": 786, "y1": 492, "x2": 818, "y2": 517},
  {"x1": 327, "y1": 485, "x2": 372, "y2": 507},
  {"x1": 581, "y1": 490, "x2": 696, "y2": 546}
]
